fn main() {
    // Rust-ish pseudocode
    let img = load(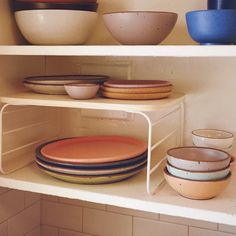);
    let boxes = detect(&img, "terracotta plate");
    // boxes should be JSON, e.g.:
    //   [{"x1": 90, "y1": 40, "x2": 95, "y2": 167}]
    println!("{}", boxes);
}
[
  {"x1": 101, "y1": 85, "x2": 172, "y2": 94},
  {"x1": 104, "y1": 80, "x2": 172, "y2": 88},
  {"x1": 40, "y1": 136, "x2": 147, "y2": 164},
  {"x1": 102, "y1": 91, "x2": 171, "y2": 100}
]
